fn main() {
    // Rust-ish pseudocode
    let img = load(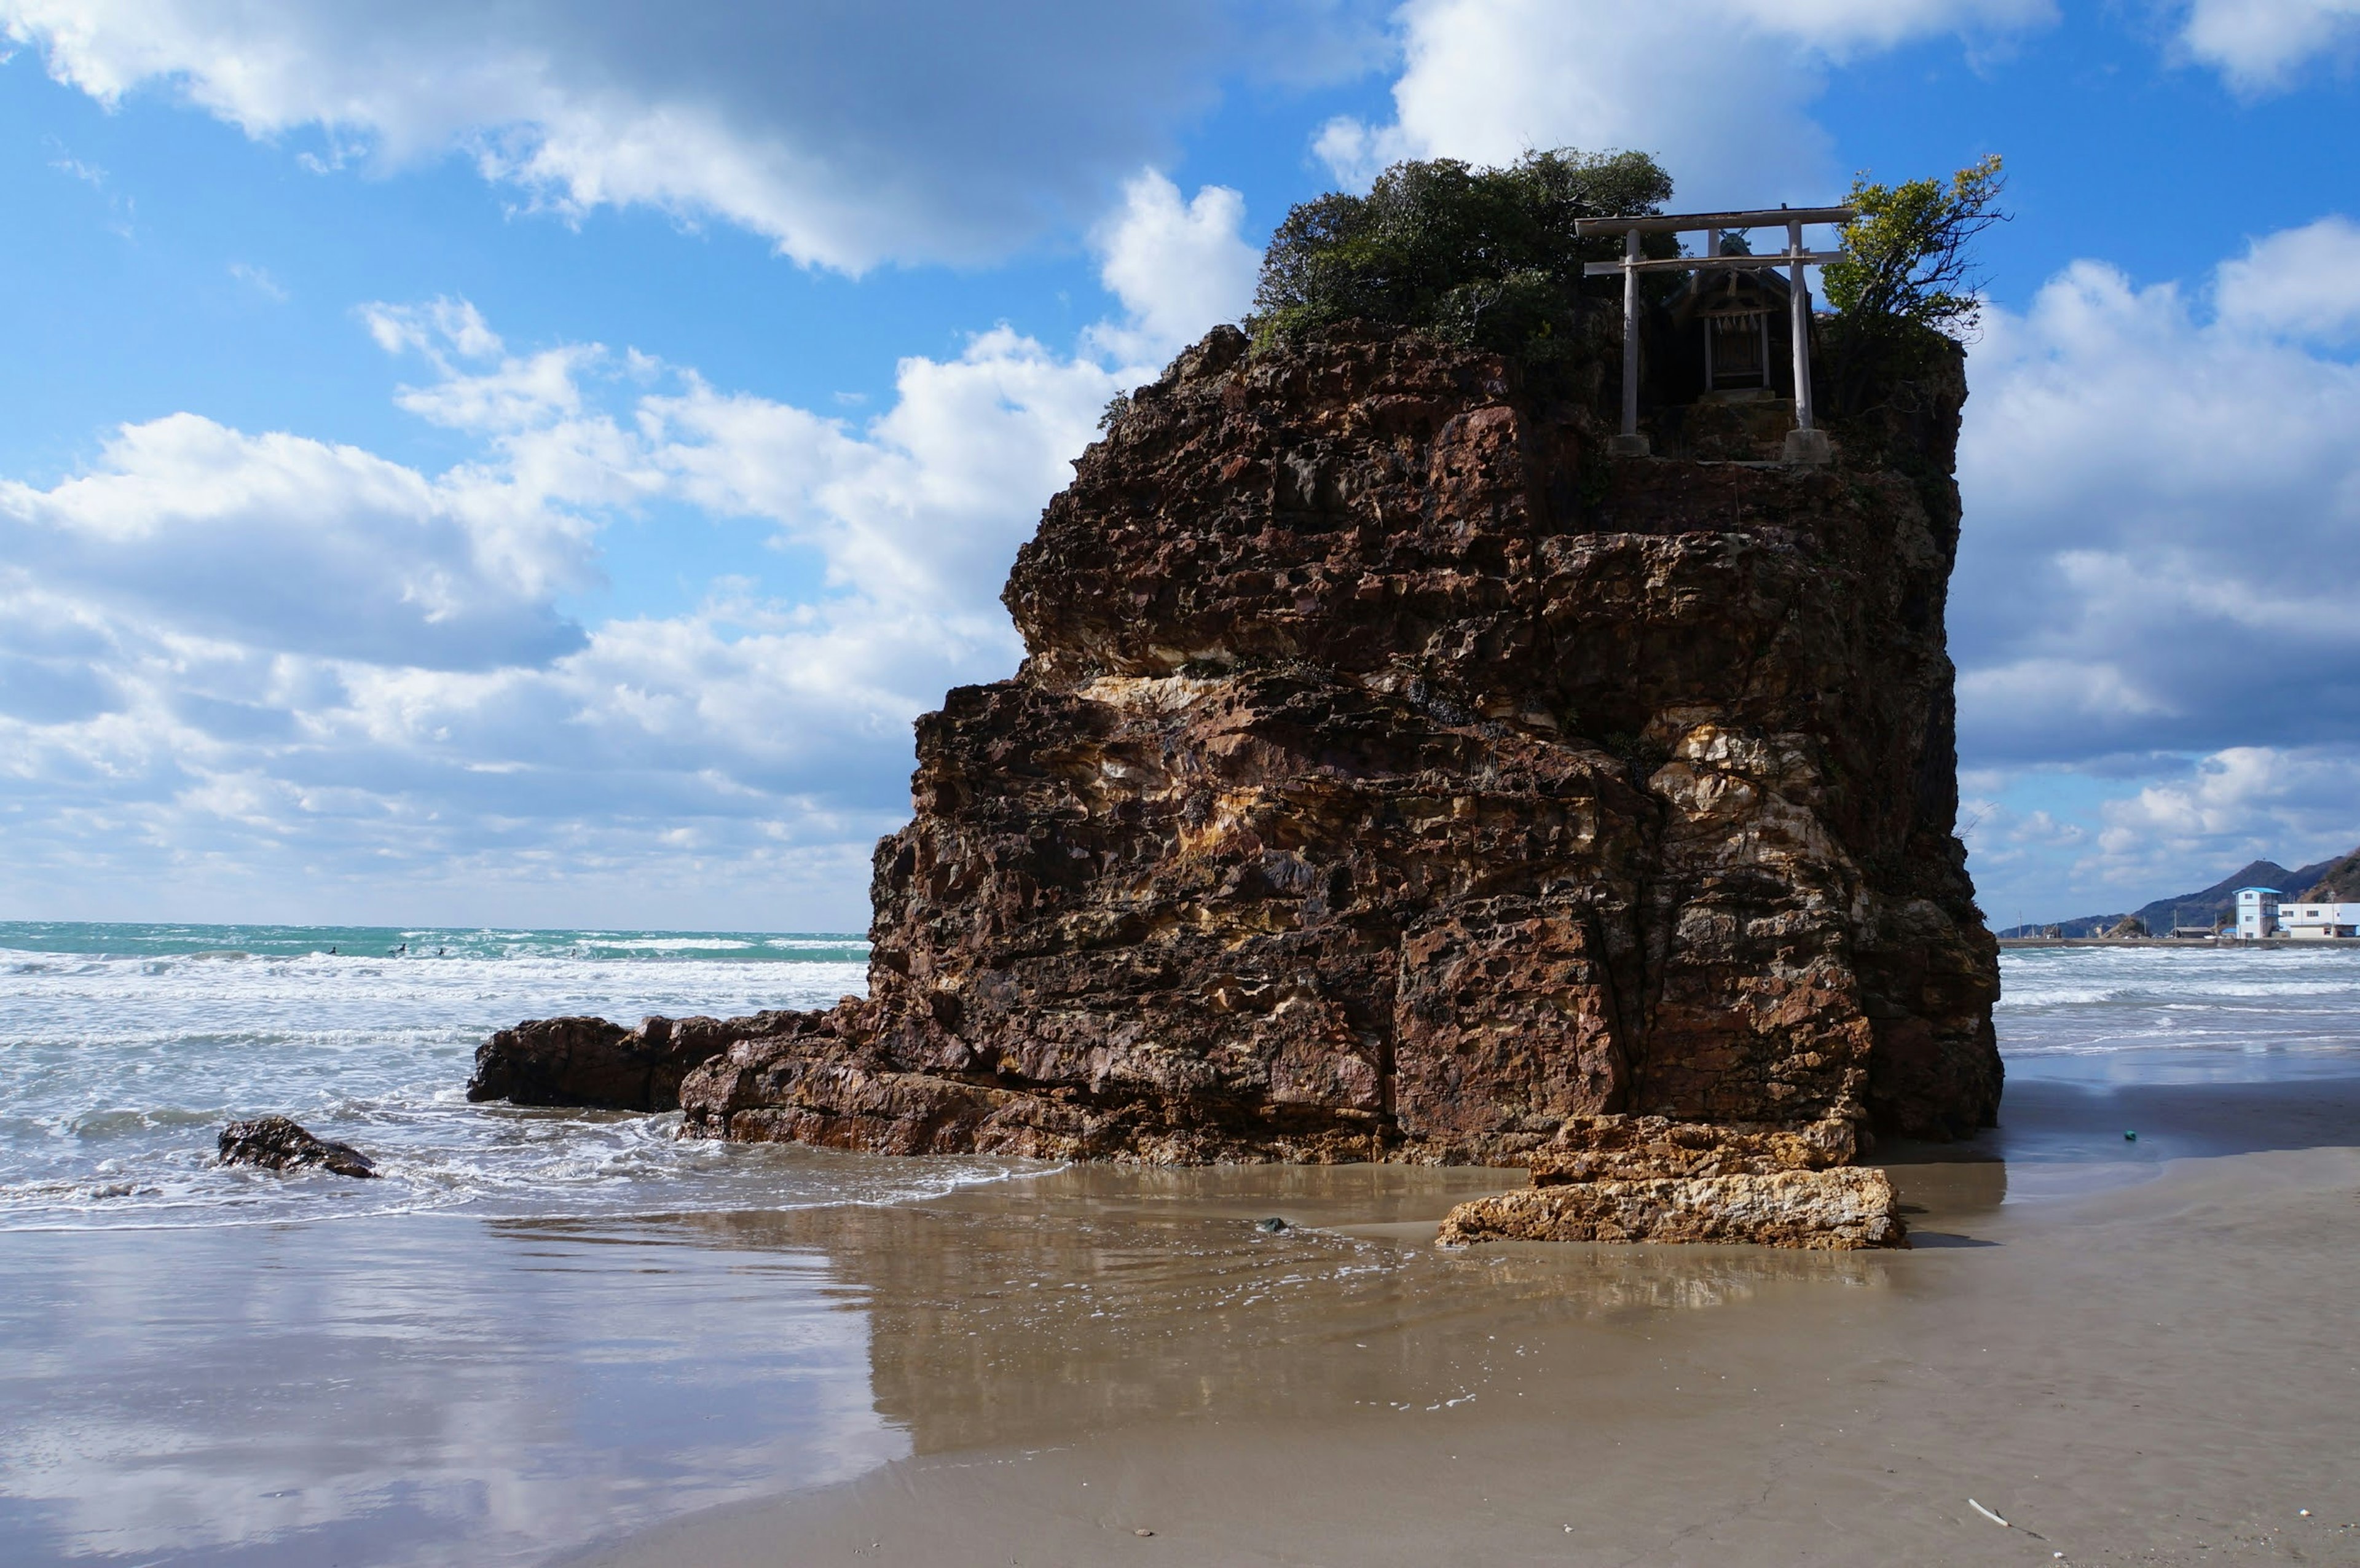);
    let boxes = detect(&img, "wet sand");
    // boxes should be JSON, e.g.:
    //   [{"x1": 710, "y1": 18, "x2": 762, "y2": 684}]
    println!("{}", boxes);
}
[
  {"x1": 5, "y1": 1065, "x2": 2354, "y2": 1566},
  {"x1": 575, "y1": 1068, "x2": 2360, "y2": 1568}
]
